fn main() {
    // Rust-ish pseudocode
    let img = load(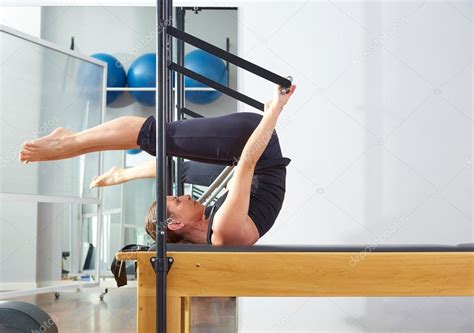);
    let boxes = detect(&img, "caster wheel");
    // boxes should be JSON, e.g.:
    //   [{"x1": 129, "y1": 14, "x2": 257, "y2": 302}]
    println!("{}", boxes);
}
[
  {"x1": 54, "y1": 292, "x2": 60, "y2": 299},
  {"x1": 99, "y1": 288, "x2": 108, "y2": 301}
]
